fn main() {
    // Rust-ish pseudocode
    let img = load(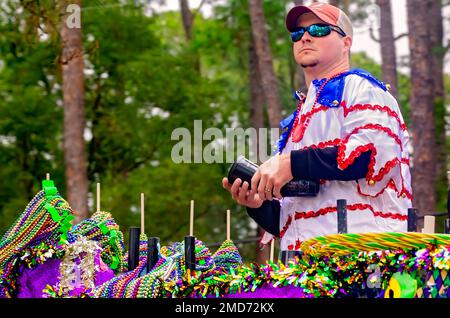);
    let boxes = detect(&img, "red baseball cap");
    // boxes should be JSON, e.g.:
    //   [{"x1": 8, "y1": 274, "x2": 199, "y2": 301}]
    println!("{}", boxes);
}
[{"x1": 286, "y1": 2, "x2": 353, "y2": 38}]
